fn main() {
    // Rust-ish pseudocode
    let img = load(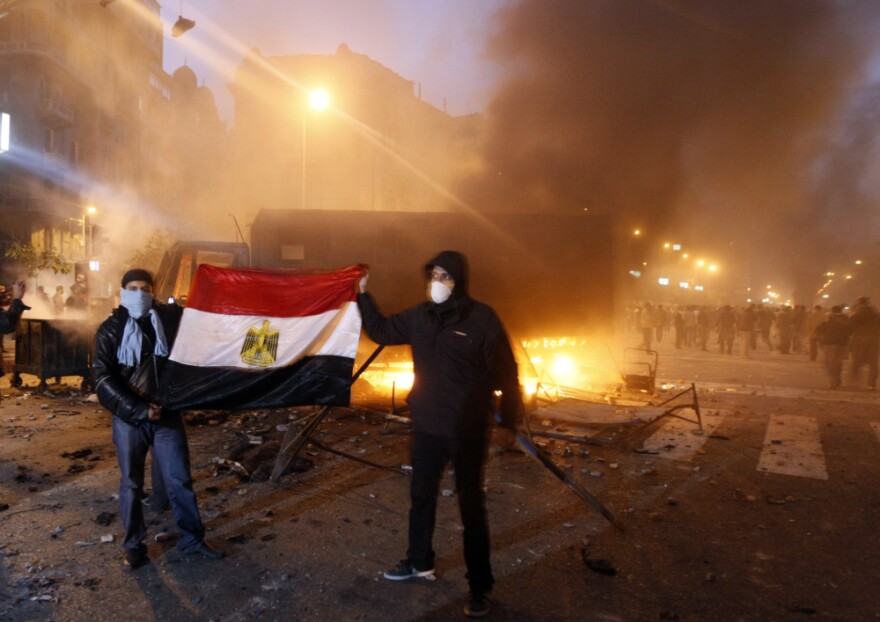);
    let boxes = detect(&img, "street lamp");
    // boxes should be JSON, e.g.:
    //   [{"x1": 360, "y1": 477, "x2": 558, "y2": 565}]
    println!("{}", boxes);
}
[
  {"x1": 85, "y1": 205, "x2": 97, "y2": 270},
  {"x1": 301, "y1": 88, "x2": 331, "y2": 209}
]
